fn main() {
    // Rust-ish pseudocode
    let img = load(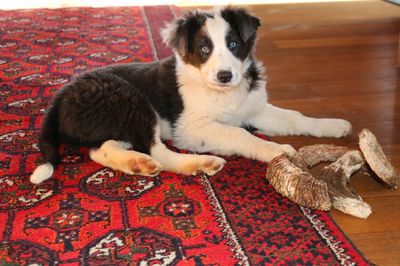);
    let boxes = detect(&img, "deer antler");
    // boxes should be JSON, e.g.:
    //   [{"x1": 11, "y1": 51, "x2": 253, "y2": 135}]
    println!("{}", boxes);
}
[
  {"x1": 266, "y1": 129, "x2": 398, "y2": 219},
  {"x1": 359, "y1": 129, "x2": 399, "y2": 189},
  {"x1": 317, "y1": 150, "x2": 371, "y2": 219},
  {"x1": 266, "y1": 155, "x2": 331, "y2": 211}
]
